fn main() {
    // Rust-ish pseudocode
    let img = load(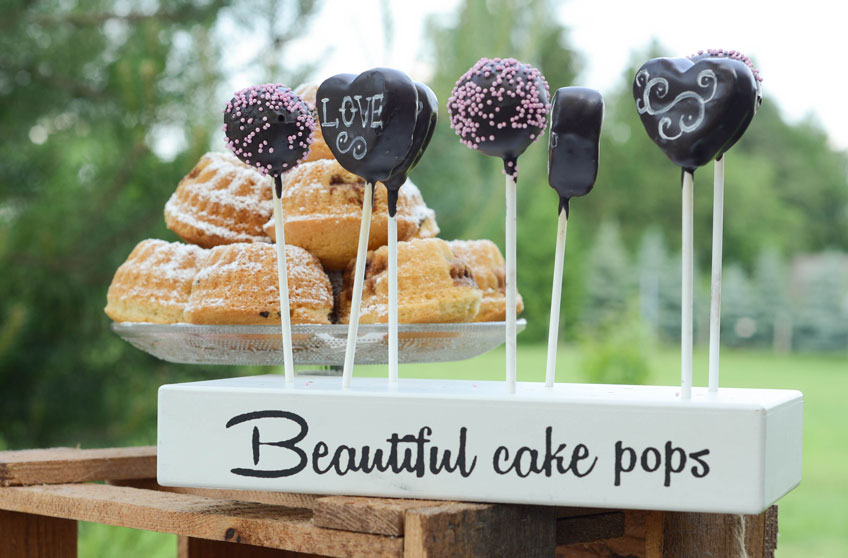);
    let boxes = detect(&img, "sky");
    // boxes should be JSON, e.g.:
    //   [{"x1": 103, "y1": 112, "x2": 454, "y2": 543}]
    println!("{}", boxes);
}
[{"x1": 261, "y1": 0, "x2": 848, "y2": 152}]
